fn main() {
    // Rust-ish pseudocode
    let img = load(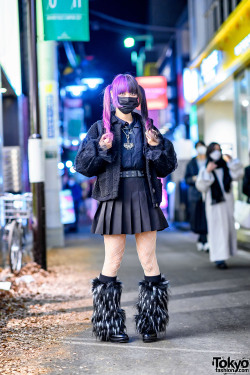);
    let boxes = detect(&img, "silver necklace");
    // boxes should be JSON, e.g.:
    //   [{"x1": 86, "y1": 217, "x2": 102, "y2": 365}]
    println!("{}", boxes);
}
[{"x1": 121, "y1": 126, "x2": 134, "y2": 150}]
